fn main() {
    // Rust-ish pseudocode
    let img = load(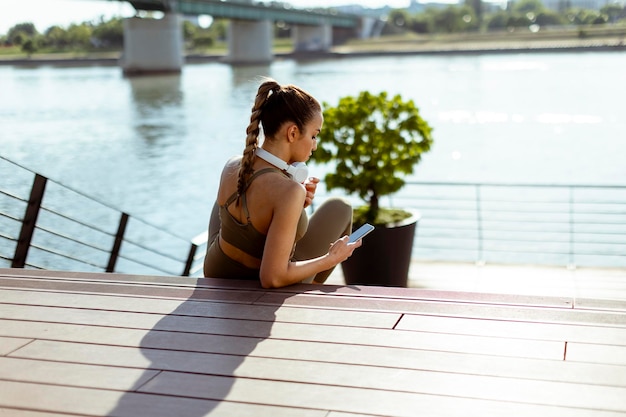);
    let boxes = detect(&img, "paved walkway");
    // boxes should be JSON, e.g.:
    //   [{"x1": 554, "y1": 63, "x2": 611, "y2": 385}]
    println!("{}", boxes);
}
[{"x1": 328, "y1": 261, "x2": 626, "y2": 300}]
